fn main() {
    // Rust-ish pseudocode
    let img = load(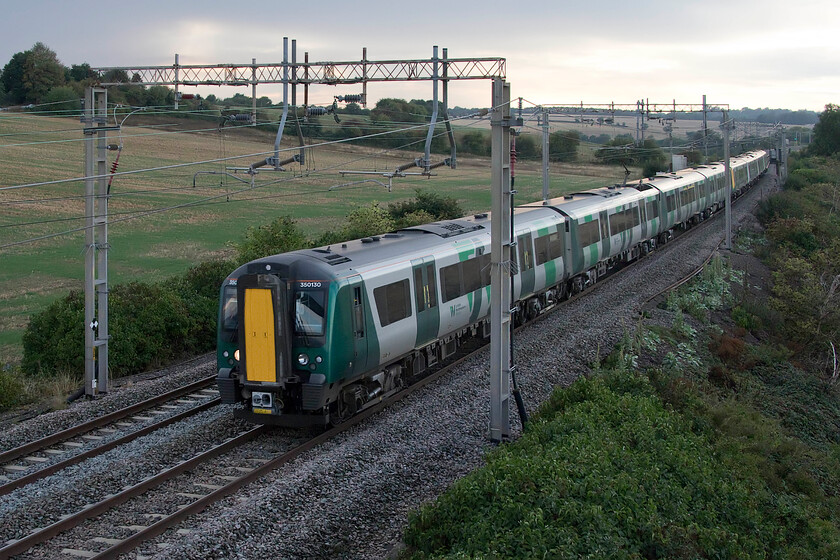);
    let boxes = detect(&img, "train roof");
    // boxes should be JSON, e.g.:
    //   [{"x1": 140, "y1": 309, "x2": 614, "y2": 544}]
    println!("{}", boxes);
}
[
  {"x1": 523, "y1": 185, "x2": 648, "y2": 219},
  {"x1": 230, "y1": 150, "x2": 769, "y2": 281},
  {"x1": 235, "y1": 204, "x2": 568, "y2": 279}
]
